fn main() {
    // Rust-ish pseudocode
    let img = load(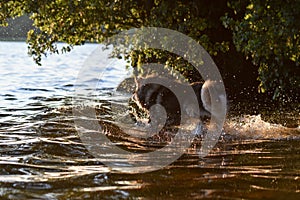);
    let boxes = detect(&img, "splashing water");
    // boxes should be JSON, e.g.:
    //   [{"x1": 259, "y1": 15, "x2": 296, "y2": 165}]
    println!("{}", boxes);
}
[
  {"x1": 1, "y1": 41, "x2": 300, "y2": 199},
  {"x1": 225, "y1": 114, "x2": 300, "y2": 140}
]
